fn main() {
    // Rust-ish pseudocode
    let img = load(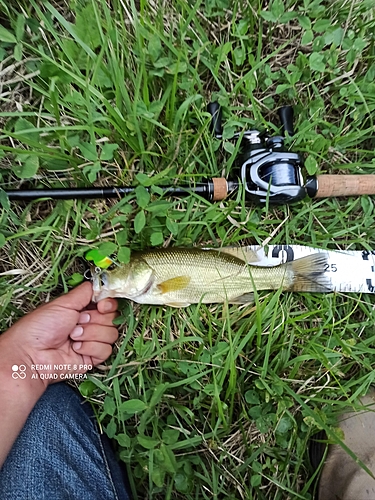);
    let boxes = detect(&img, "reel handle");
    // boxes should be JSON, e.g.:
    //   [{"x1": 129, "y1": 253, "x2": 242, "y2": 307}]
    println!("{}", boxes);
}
[
  {"x1": 278, "y1": 106, "x2": 294, "y2": 136},
  {"x1": 312, "y1": 175, "x2": 375, "y2": 198},
  {"x1": 207, "y1": 102, "x2": 223, "y2": 138}
]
